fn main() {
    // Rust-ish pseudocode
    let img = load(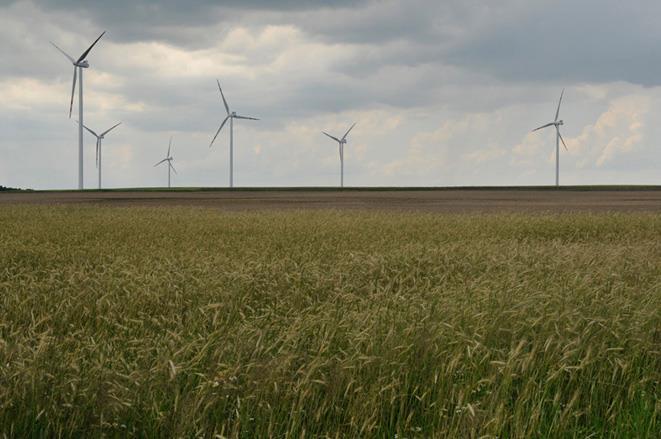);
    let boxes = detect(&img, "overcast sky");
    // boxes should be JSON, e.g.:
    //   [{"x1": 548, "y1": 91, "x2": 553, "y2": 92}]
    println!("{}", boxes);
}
[{"x1": 1, "y1": 0, "x2": 660, "y2": 189}]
